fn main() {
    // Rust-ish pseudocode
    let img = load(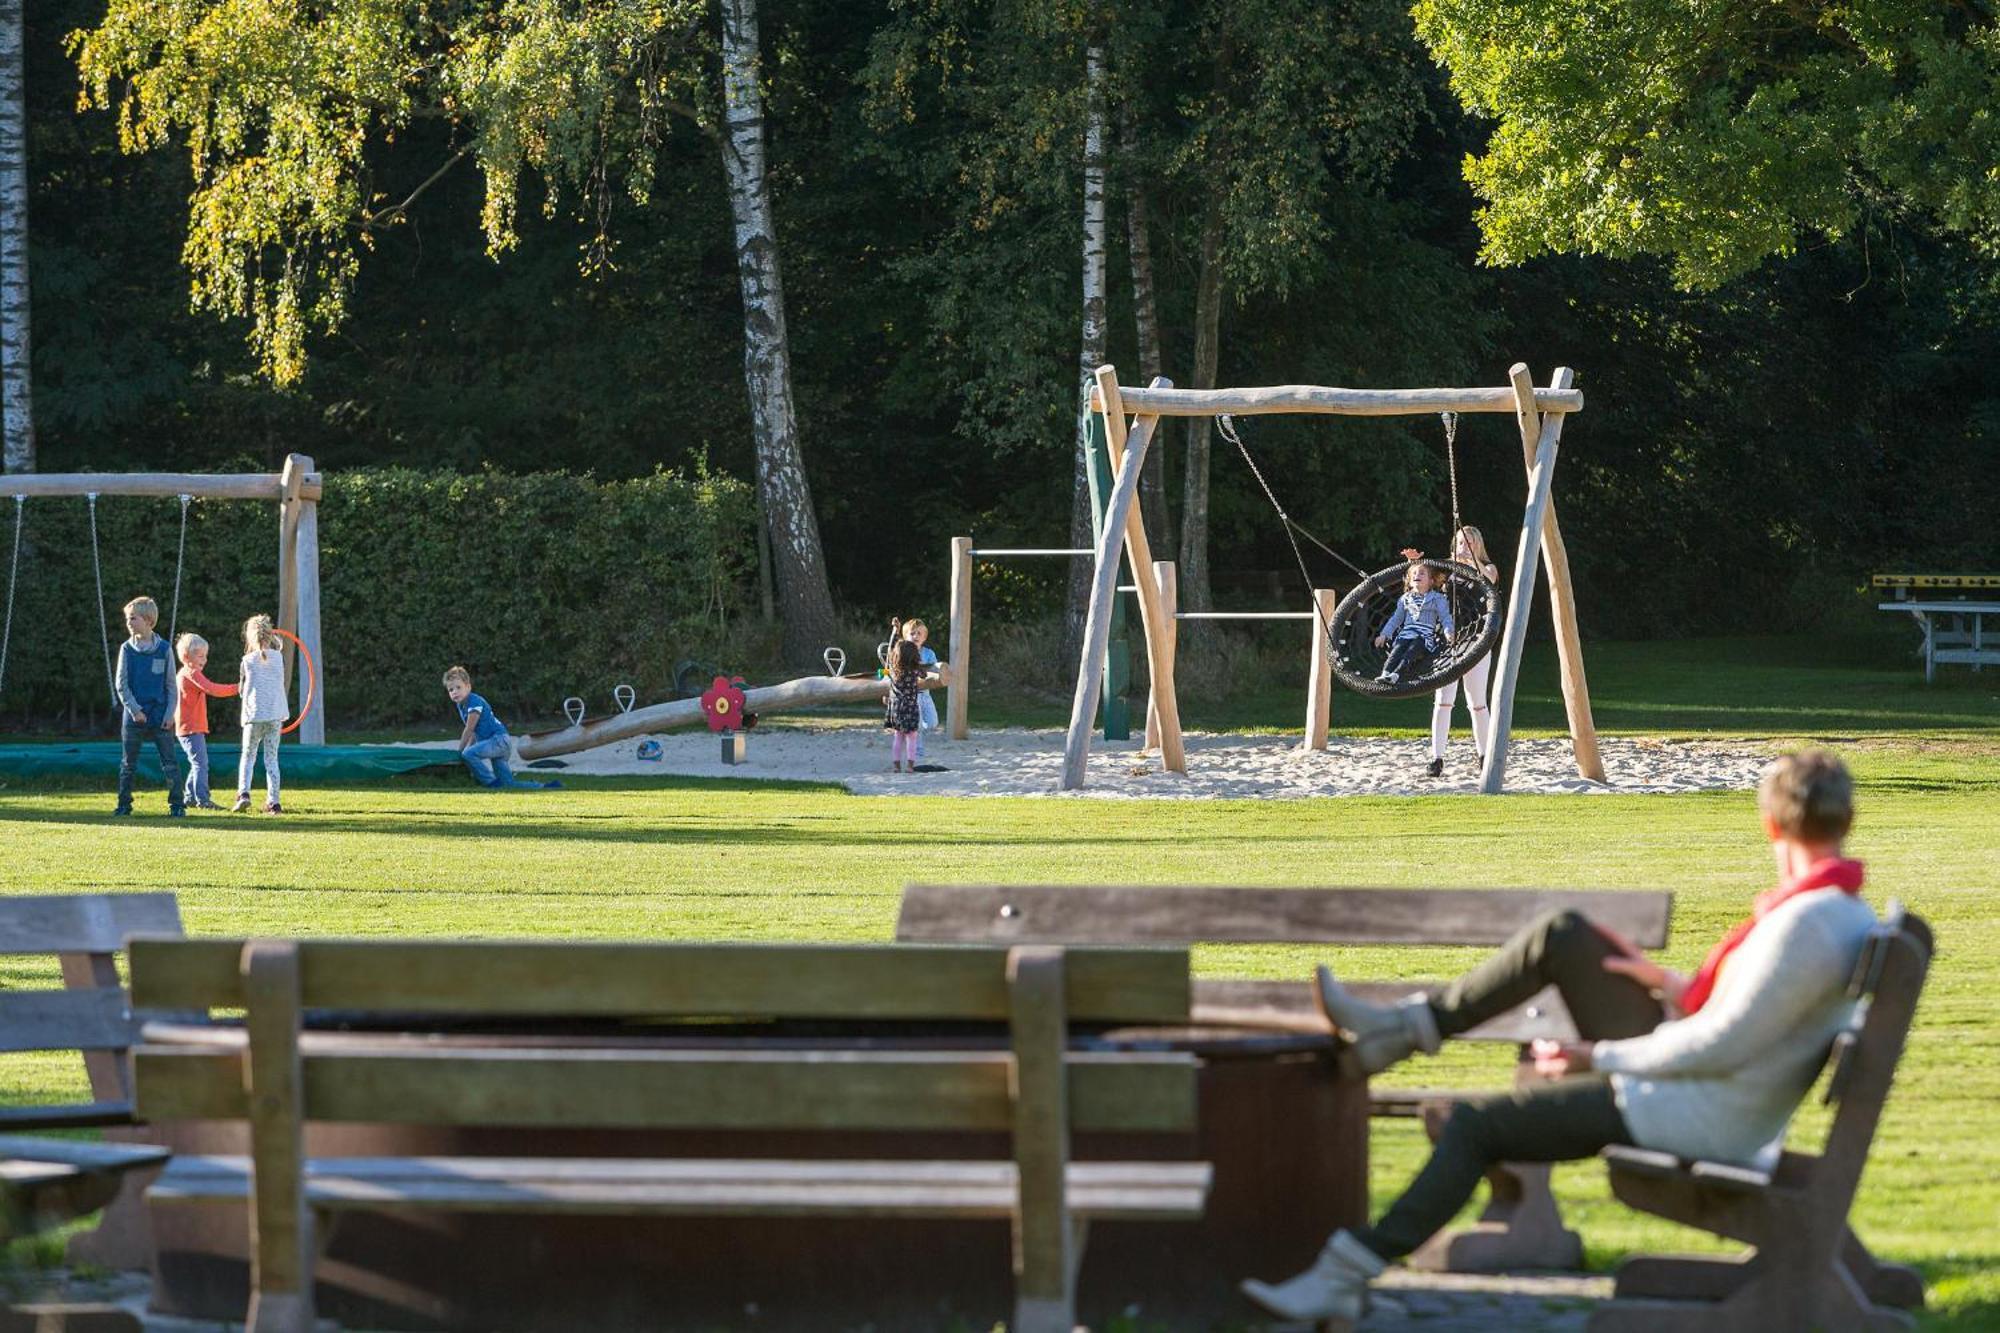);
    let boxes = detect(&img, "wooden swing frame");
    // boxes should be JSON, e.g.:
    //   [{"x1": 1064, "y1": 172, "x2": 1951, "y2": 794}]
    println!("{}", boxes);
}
[
  {"x1": 1067, "y1": 364, "x2": 1602, "y2": 794},
  {"x1": 0, "y1": 454, "x2": 327, "y2": 745}
]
